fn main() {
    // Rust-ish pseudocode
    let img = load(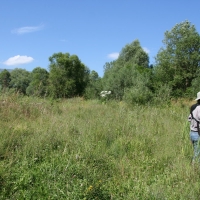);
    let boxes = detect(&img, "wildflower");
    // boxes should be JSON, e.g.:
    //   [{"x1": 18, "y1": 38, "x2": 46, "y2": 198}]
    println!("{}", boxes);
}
[
  {"x1": 88, "y1": 185, "x2": 93, "y2": 191},
  {"x1": 100, "y1": 91, "x2": 111, "y2": 98}
]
